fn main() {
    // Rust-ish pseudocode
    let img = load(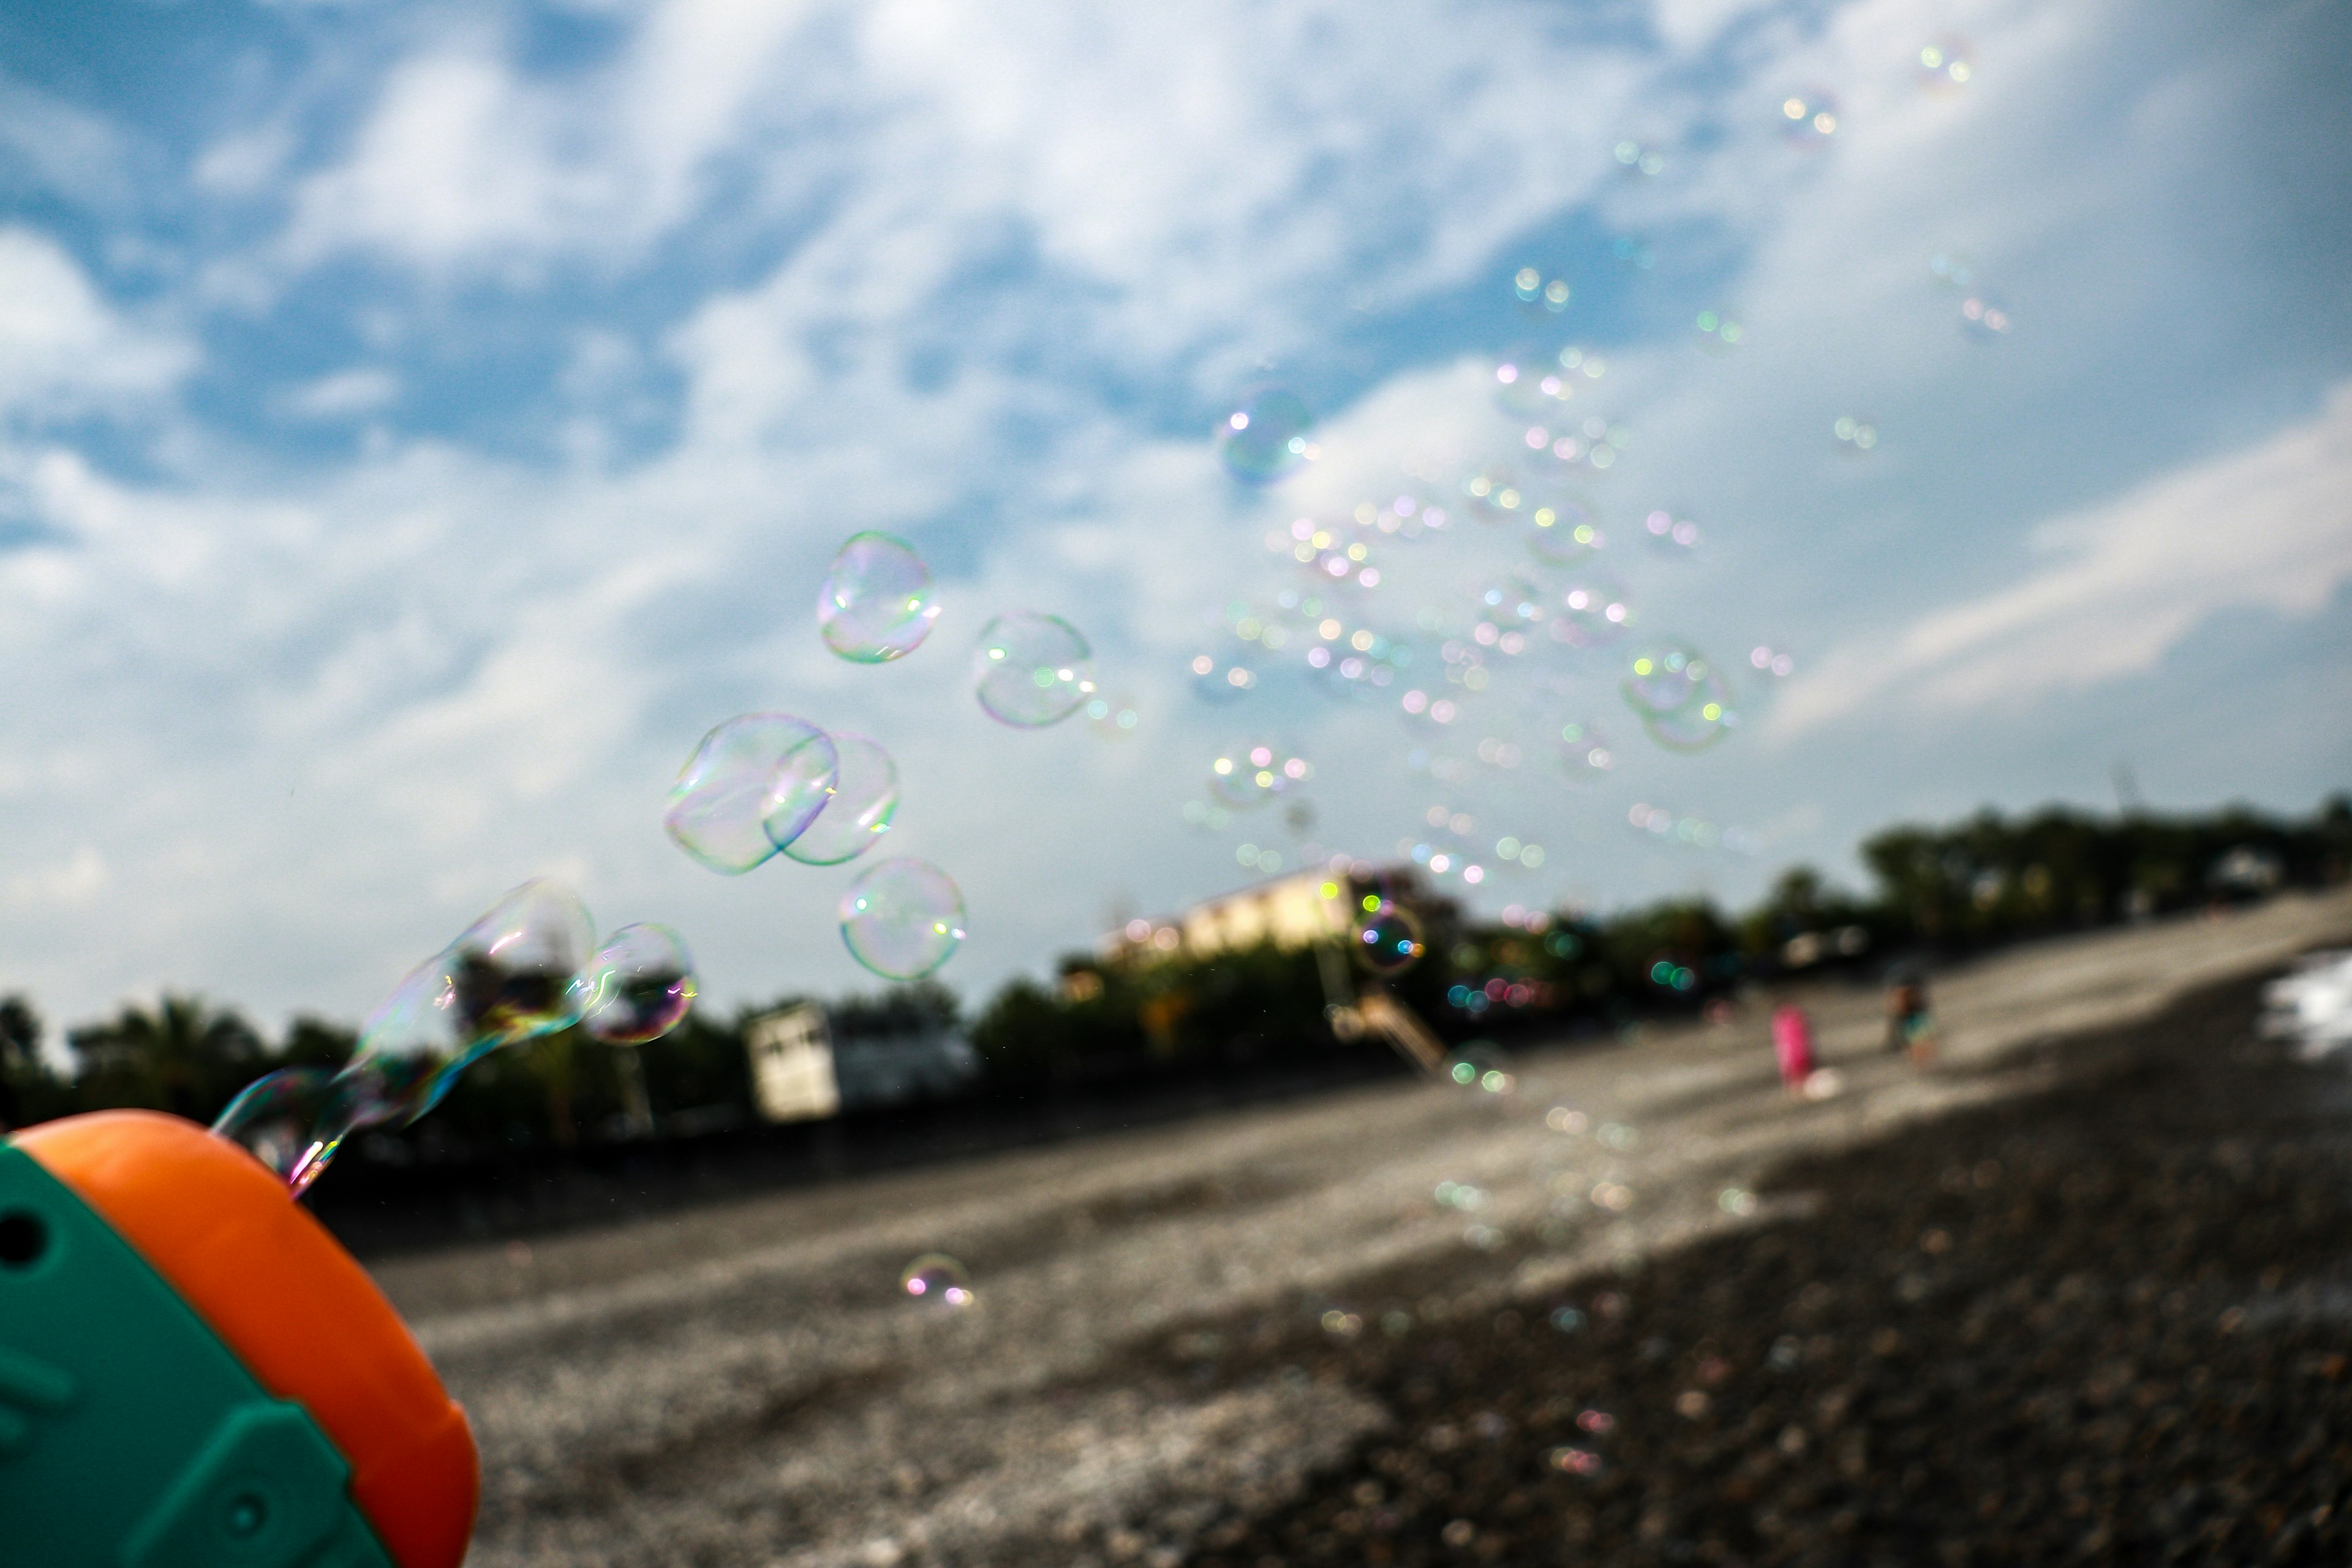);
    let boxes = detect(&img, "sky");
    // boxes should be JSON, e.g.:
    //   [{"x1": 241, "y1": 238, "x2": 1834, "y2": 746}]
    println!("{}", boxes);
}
[{"x1": 1, "y1": 0, "x2": 2348, "y2": 1039}]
